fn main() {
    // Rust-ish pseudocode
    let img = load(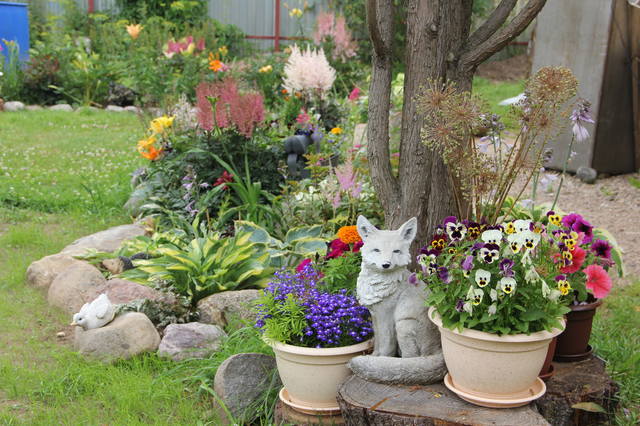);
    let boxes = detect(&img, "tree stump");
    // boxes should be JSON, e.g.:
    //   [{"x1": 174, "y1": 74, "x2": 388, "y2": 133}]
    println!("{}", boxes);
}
[
  {"x1": 274, "y1": 401, "x2": 345, "y2": 425},
  {"x1": 336, "y1": 355, "x2": 618, "y2": 426},
  {"x1": 337, "y1": 376, "x2": 549, "y2": 425},
  {"x1": 537, "y1": 356, "x2": 619, "y2": 425}
]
